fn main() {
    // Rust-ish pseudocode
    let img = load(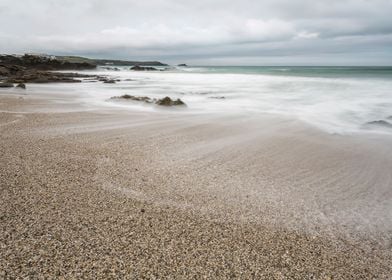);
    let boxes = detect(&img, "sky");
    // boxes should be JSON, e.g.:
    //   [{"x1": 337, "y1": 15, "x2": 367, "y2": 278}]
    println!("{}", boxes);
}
[{"x1": 0, "y1": 0, "x2": 392, "y2": 65}]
